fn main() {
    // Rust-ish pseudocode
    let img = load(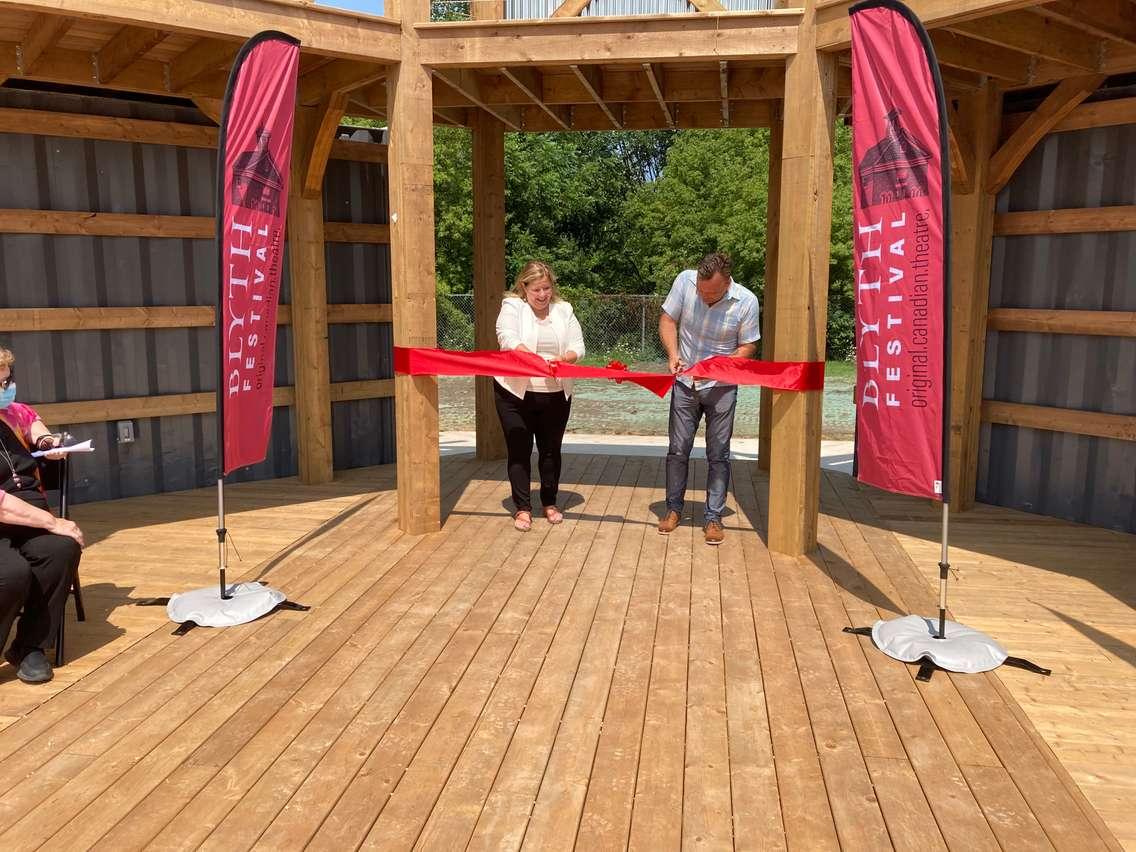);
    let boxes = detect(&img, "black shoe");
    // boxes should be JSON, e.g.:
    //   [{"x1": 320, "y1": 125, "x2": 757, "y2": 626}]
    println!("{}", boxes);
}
[{"x1": 4, "y1": 647, "x2": 53, "y2": 684}]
